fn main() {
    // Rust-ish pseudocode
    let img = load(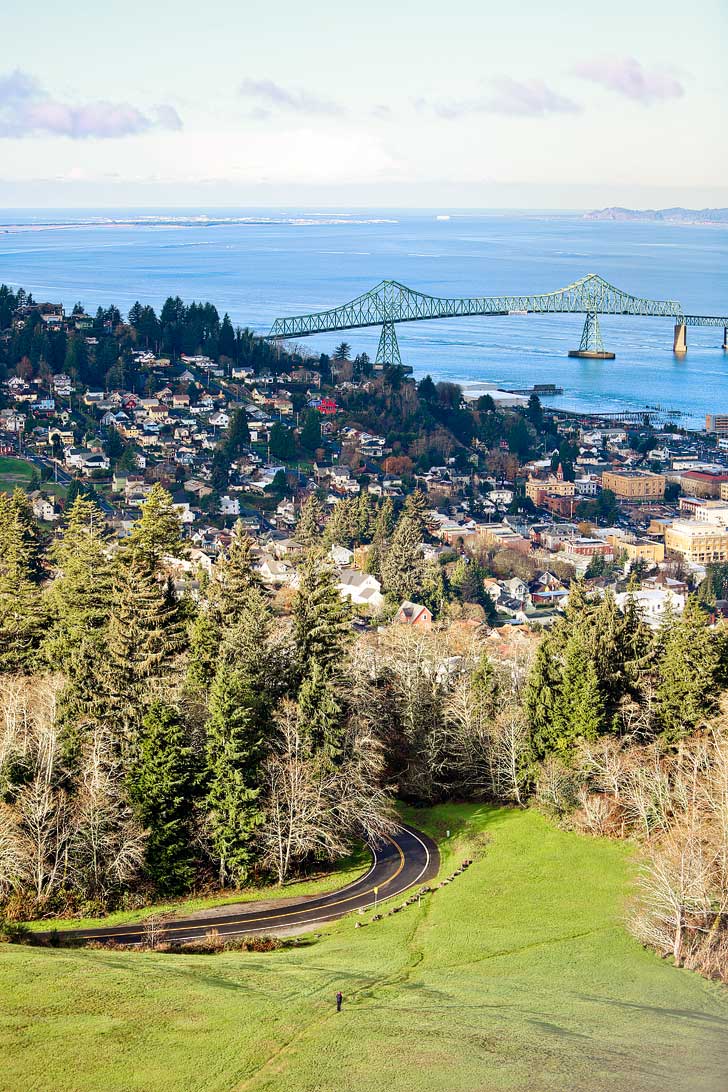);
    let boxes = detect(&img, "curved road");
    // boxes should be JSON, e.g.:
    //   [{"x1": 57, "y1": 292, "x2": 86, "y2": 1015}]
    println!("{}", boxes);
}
[{"x1": 47, "y1": 824, "x2": 439, "y2": 947}]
